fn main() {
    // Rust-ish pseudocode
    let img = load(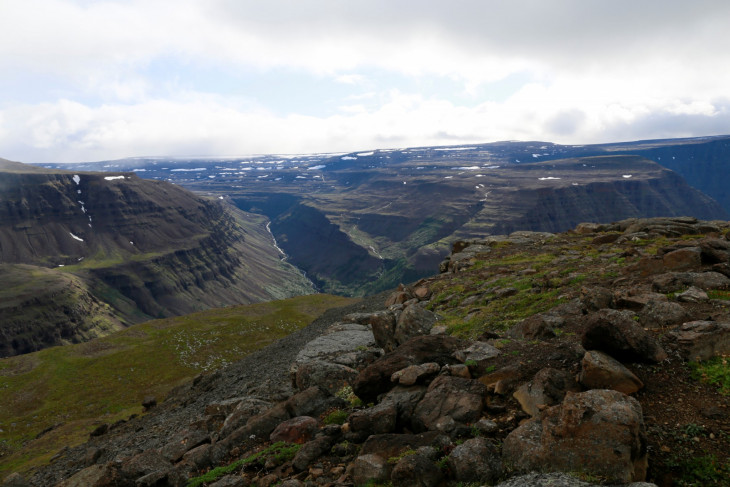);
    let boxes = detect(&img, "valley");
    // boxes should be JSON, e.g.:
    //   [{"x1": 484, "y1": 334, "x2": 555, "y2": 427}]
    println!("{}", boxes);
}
[
  {"x1": 0, "y1": 159, "x2": 314, "y2": 357},
  {"x1": 35, "y1": 136, "x2": 730, "y2": 296}
]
